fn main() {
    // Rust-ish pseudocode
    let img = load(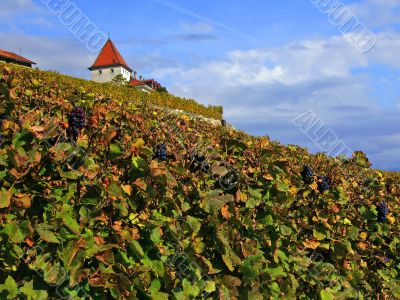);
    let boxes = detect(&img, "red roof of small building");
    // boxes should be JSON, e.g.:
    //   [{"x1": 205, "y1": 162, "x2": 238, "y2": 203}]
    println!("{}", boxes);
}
[
  {"x1": 128, "y1": 78, "x2": 146, "y2": 87},
  {"x1": 0, "y1": 49, "x2": 36, "y2": 65},
  {"x1": 89, "y1": 39, "x2": 132, "y2": 72}
]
